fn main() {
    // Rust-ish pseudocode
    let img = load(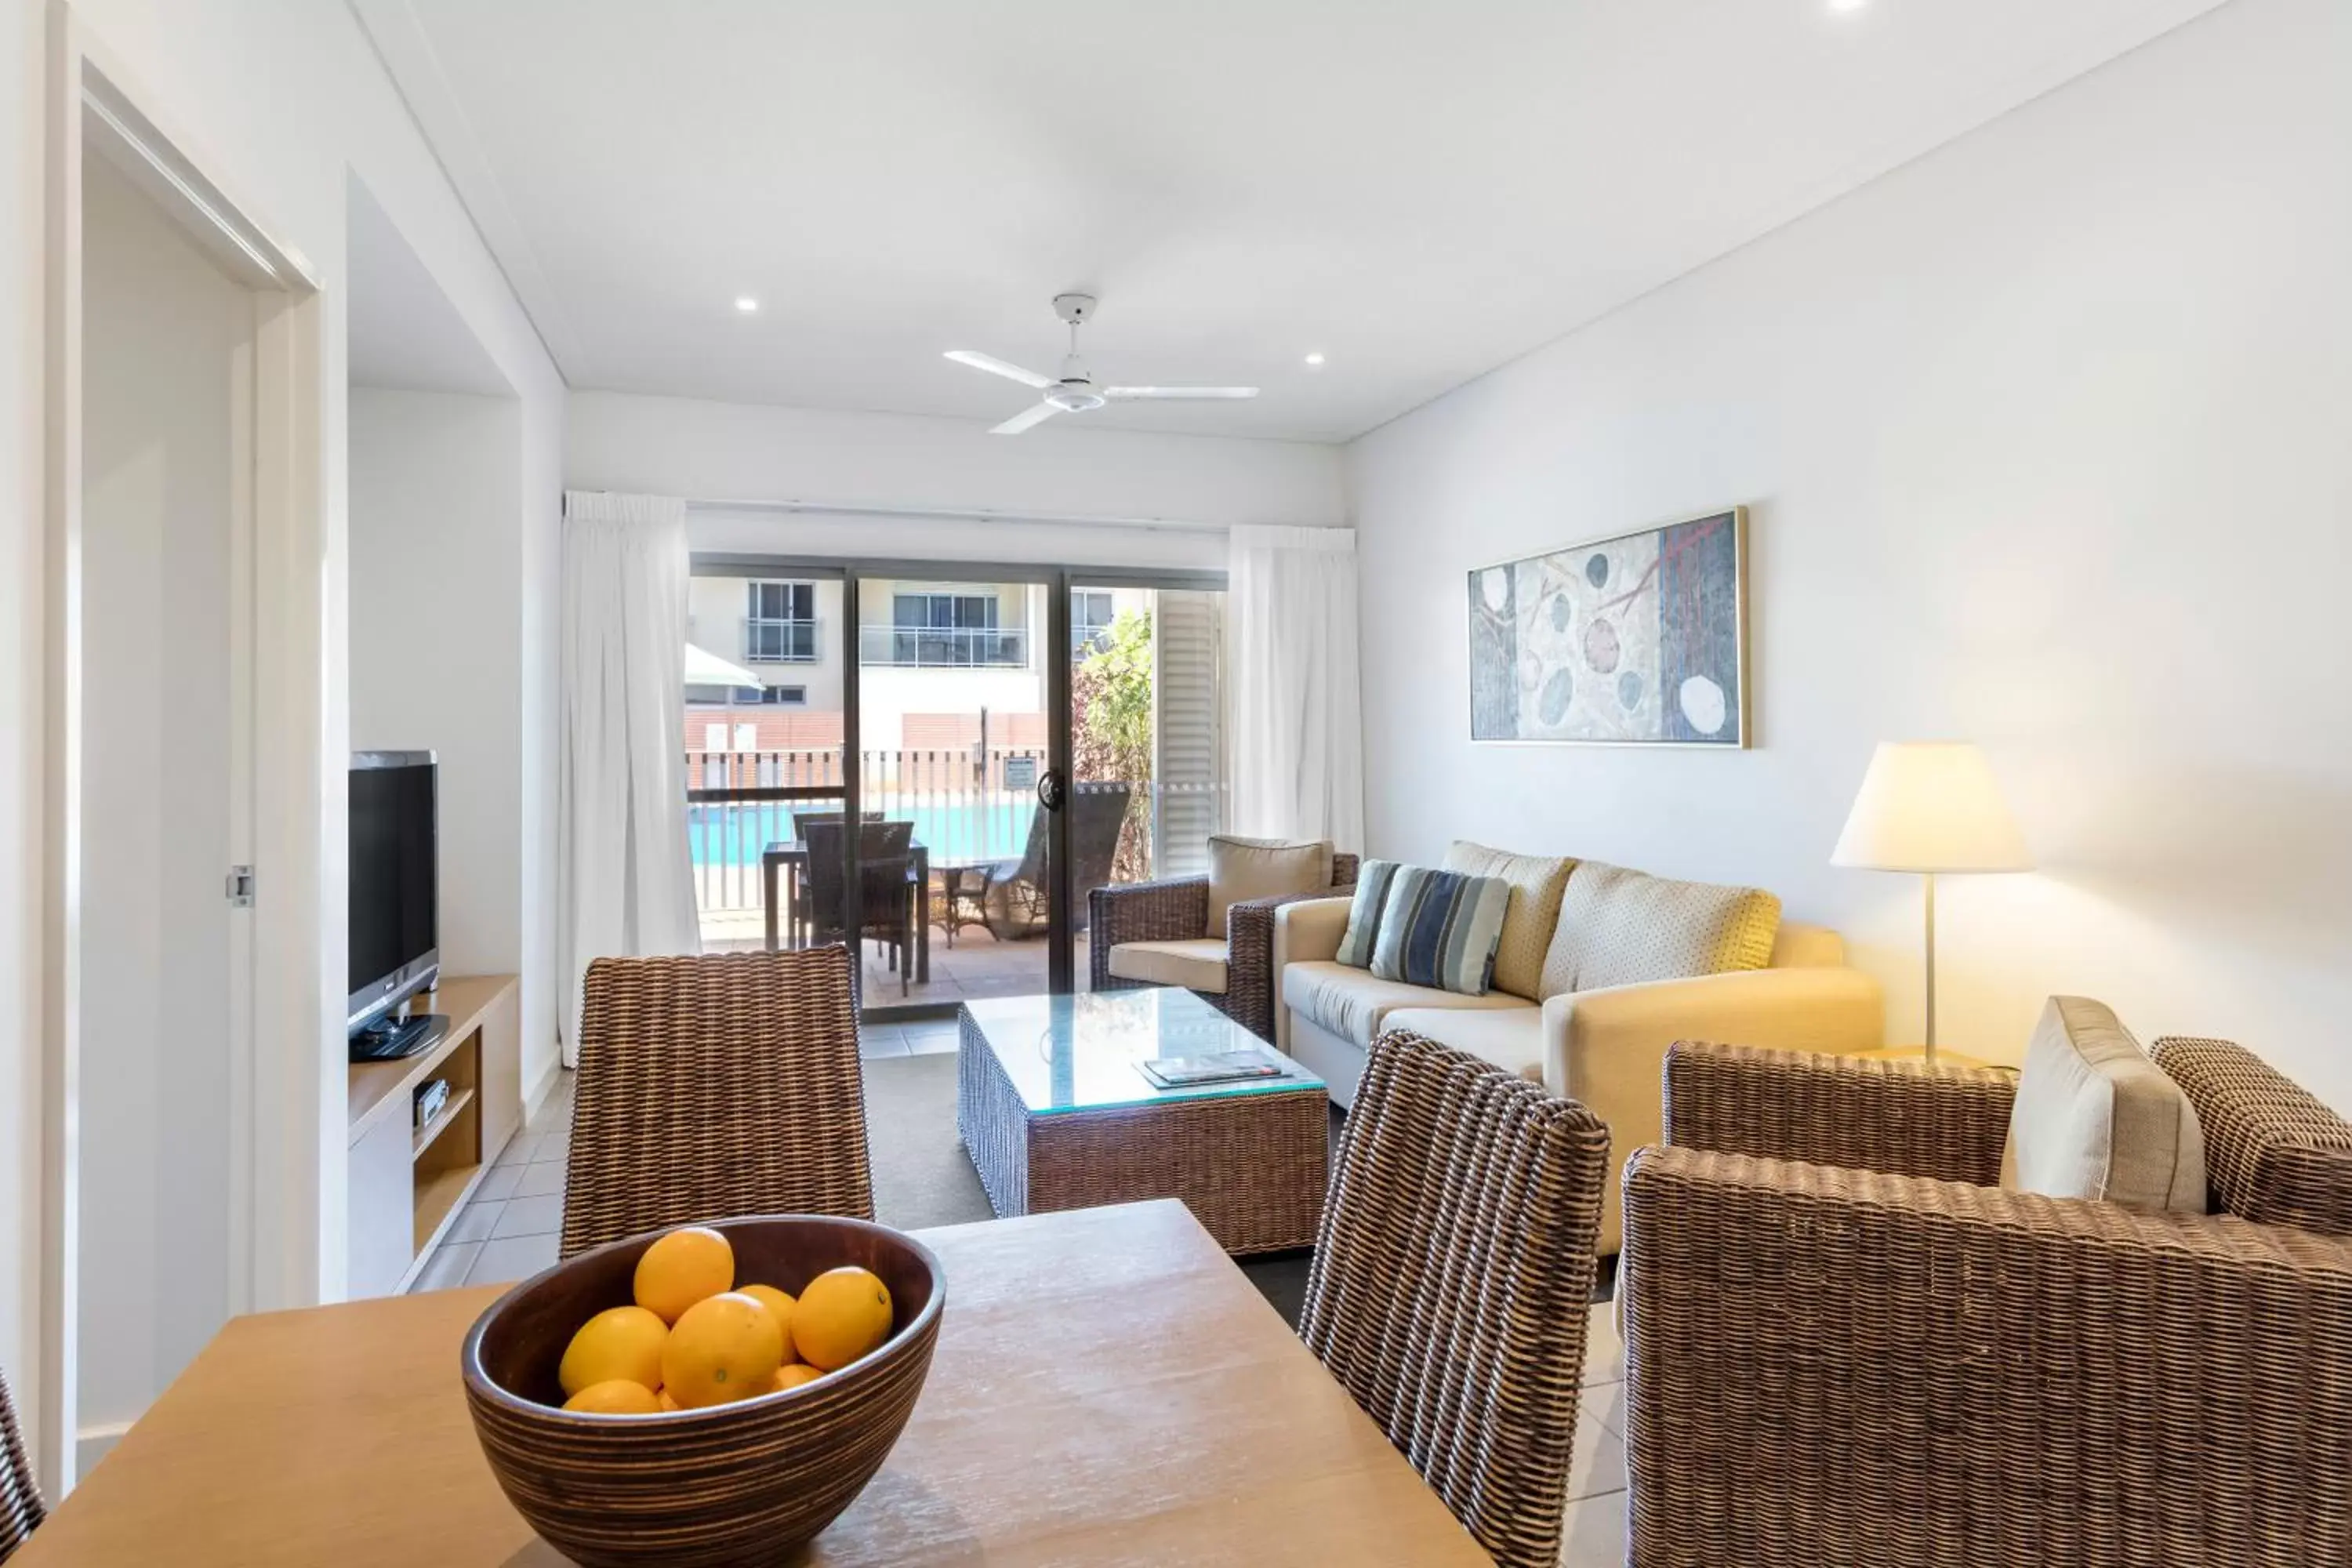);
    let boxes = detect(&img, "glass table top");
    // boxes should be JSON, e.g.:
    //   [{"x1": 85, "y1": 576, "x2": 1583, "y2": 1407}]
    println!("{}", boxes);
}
[{"x1": 959, "y1": 989, "x2": 1325, "y2": 1116}]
